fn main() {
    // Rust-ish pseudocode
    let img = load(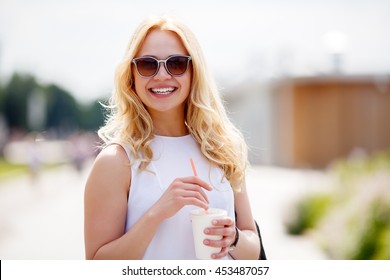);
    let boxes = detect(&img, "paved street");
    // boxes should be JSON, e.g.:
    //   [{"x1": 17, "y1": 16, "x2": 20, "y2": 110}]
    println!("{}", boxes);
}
[
  {"x1": 0, "y1": 161, "x2": 329, "y2": 260},
  {"x1": 0, "y1": 163, "x2": 87, "y2": 259},
  {"x1": 246, "y1": 166, "x2": 329, "y2": 259}
]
